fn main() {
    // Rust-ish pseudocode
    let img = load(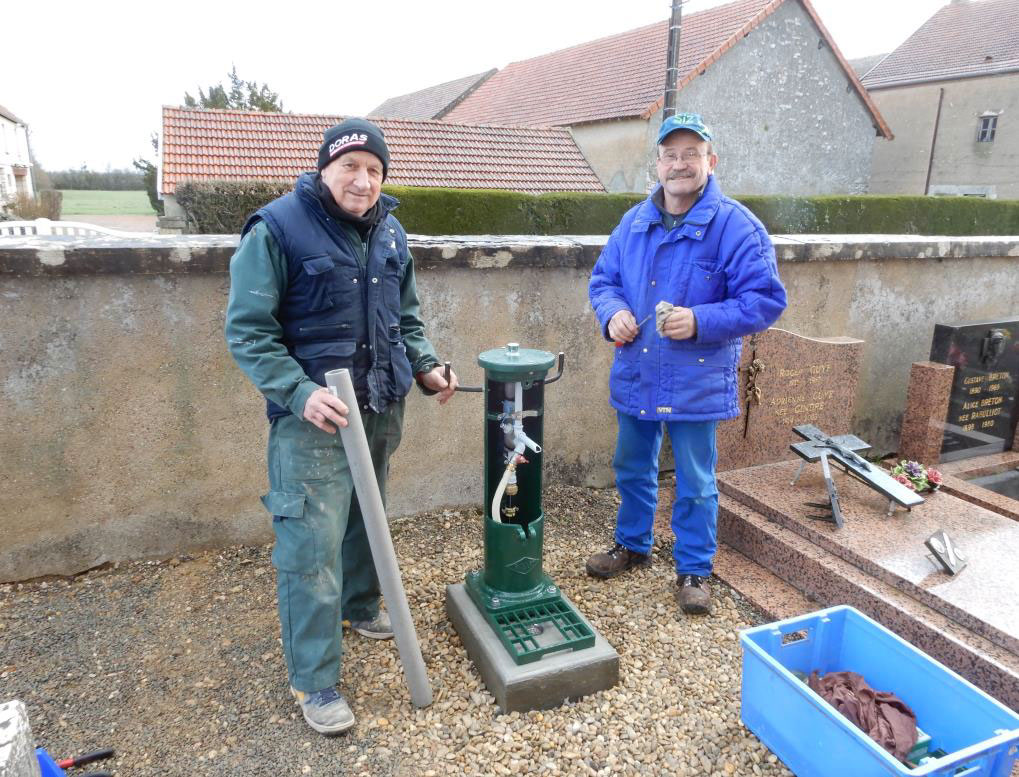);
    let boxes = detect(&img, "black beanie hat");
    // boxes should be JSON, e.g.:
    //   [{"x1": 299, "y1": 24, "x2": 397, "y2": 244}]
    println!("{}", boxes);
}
[{"x1": 317, "y1": 118, "x2": 390, "y2": 179}]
